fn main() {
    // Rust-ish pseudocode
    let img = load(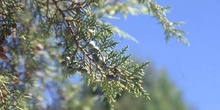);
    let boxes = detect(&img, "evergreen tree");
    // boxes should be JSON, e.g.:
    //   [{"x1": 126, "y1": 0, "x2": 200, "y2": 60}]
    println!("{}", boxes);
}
[{"x1": 0, "y1": 0, "x2": 188, "y2": 109}]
